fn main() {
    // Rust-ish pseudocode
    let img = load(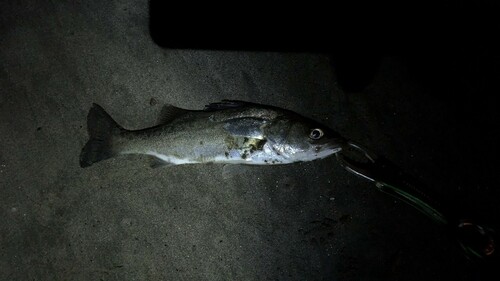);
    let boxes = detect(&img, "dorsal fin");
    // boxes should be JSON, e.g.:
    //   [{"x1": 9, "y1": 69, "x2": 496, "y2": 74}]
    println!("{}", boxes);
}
[
  {"x1": 204, "y1": 100, "x2": 252, "y2": 111},
  {"x1": 158, "y1": 105, "x2": 189, "y2": 124}
]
